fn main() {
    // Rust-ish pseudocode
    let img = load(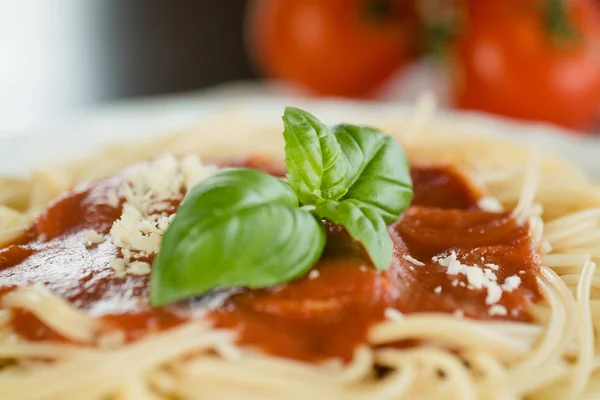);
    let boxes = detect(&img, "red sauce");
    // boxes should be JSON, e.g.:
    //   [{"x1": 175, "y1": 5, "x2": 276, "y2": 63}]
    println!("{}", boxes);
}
[
  {"x1": 410, "y1": 165, "x2": 483, "y2": 209},
  {"x1": 0, "y1": 160, "x2": 541, "y2": 362}
]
